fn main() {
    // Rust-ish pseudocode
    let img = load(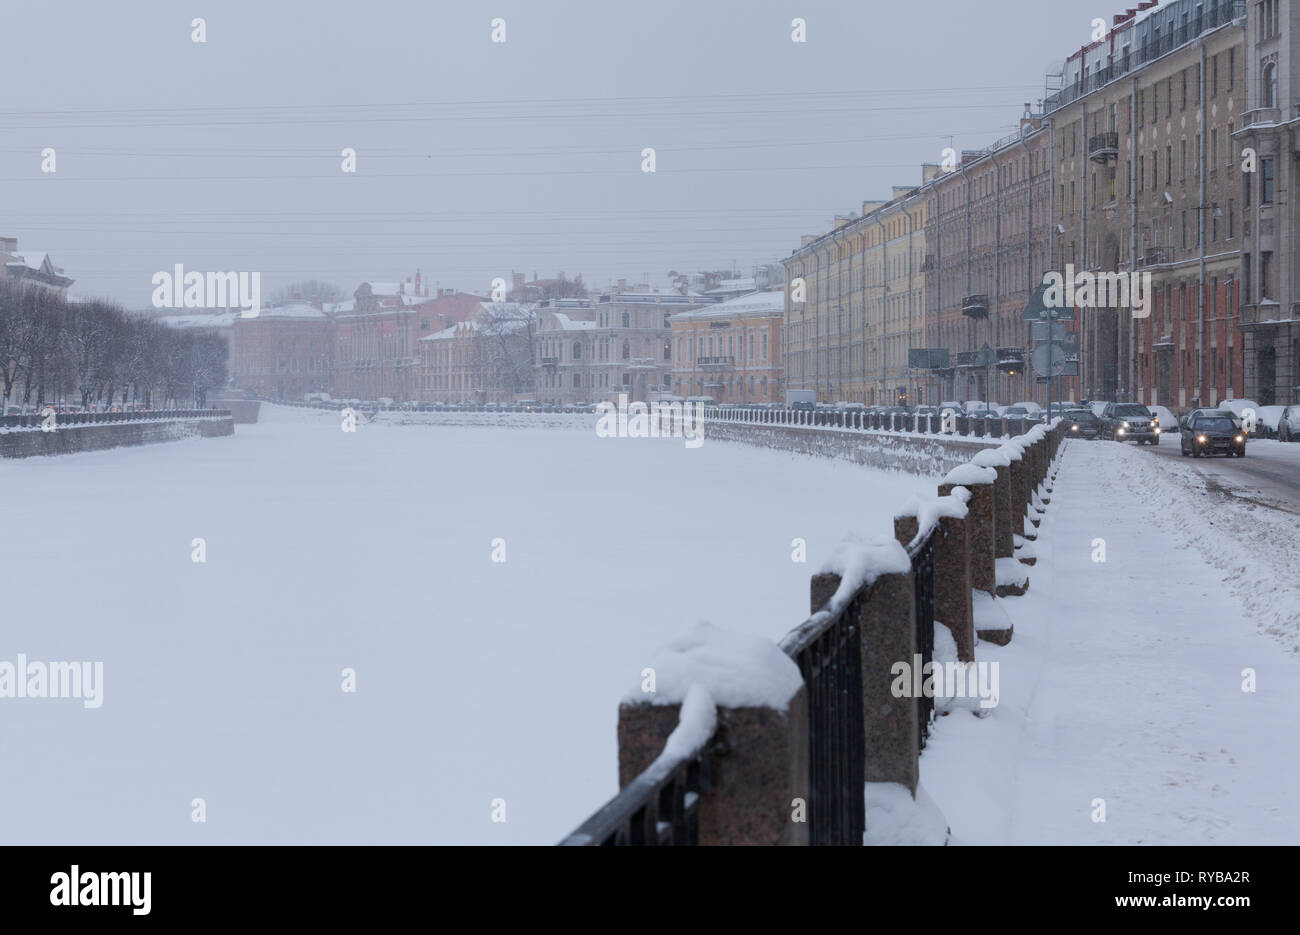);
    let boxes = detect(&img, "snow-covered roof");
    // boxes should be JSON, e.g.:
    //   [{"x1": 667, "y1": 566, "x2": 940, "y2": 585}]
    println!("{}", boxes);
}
[
  {"x1": 159, "y1": 312, "x2": 237, "y2": 329},
  {"x1": 6, "y1": 251, "x2": 50, "y2": 271},
  {"x1": 261, "y1": 302, "x2": 327, "y2": 319},
  {"x1": 322, "y1": 298, "x2": 355, "y2": 314},
  {"x1": 548, "y1": 312, "x2": 596, "y2": 331},
  {"x1": 668, "y1": 290, "x2": 784, "y2": 322},
  {"x1": 363, "y1": 281, "x2": 402, "y2": 296}
]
